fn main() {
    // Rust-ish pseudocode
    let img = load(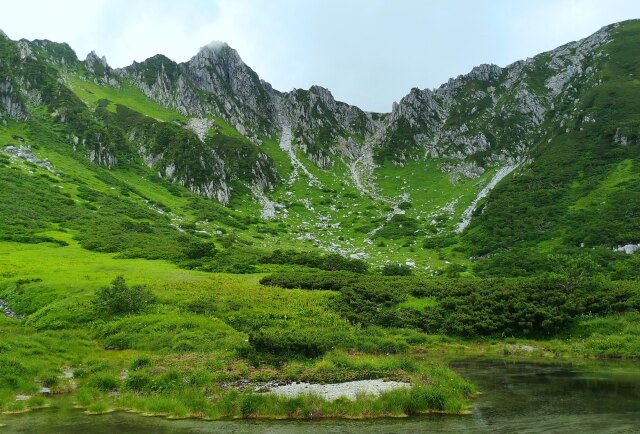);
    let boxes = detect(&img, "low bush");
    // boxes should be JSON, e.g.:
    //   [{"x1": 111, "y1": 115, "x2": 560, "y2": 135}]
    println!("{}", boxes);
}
[
  {"x1": 381, "y1": 264, "x2": 414, "y2": 276},
  {"x1": 248, "y1": 327, "x2": 341, "y2": 358},
  {"x1": 88, "y1": 374, "x2": 120, "y2": 392},
  {"x1": 93, "y1": 276, "x2": 156, "y2": 315},
  {"x1": 259, "y1": 271, "x2": 361, "y2": 290},
  {"x1": 262, "y1": 272, "x2": 640, "y2": 338},
  {"x1": 259, "y1": 249, "x2": 368, "y2": 273}
]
